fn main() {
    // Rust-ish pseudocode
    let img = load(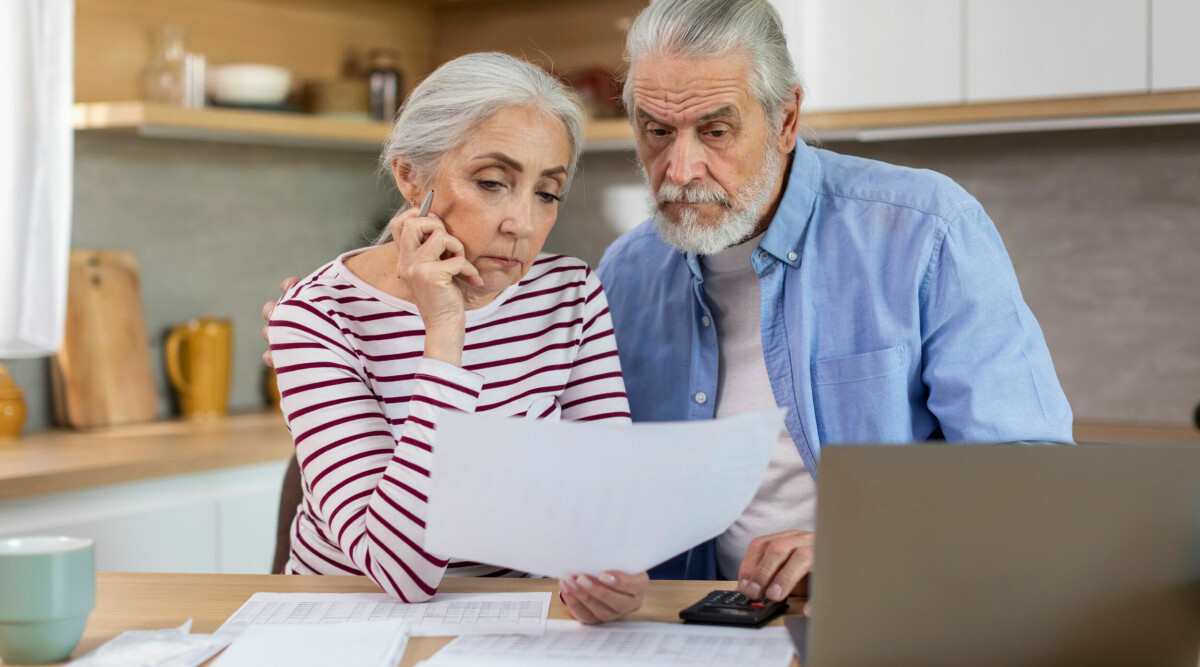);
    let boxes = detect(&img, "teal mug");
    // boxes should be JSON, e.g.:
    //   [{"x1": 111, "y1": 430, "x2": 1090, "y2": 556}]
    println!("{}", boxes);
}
[{"x1": 0, "y1": 536, "x2": 95, "y2": 664}]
